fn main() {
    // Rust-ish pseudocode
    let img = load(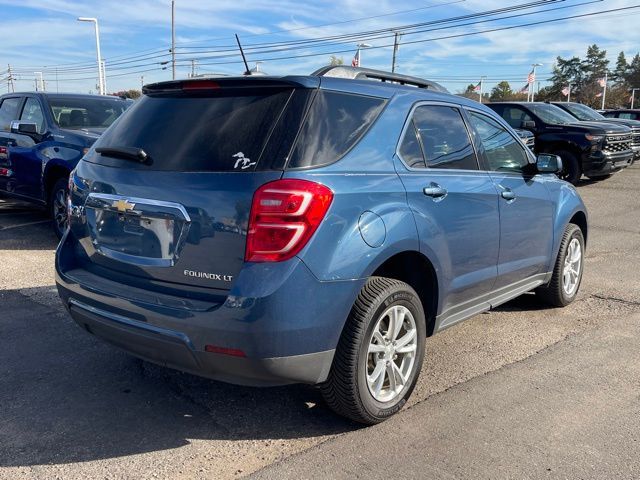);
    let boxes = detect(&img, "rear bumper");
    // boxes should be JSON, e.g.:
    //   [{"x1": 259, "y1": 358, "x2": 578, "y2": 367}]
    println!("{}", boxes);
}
[
  {"x1": 56, "y1": 233, "x2": 363, "y2": 386},
  {"x1": 584, "y1": 150, "x2": 633, "y2": 177}
]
